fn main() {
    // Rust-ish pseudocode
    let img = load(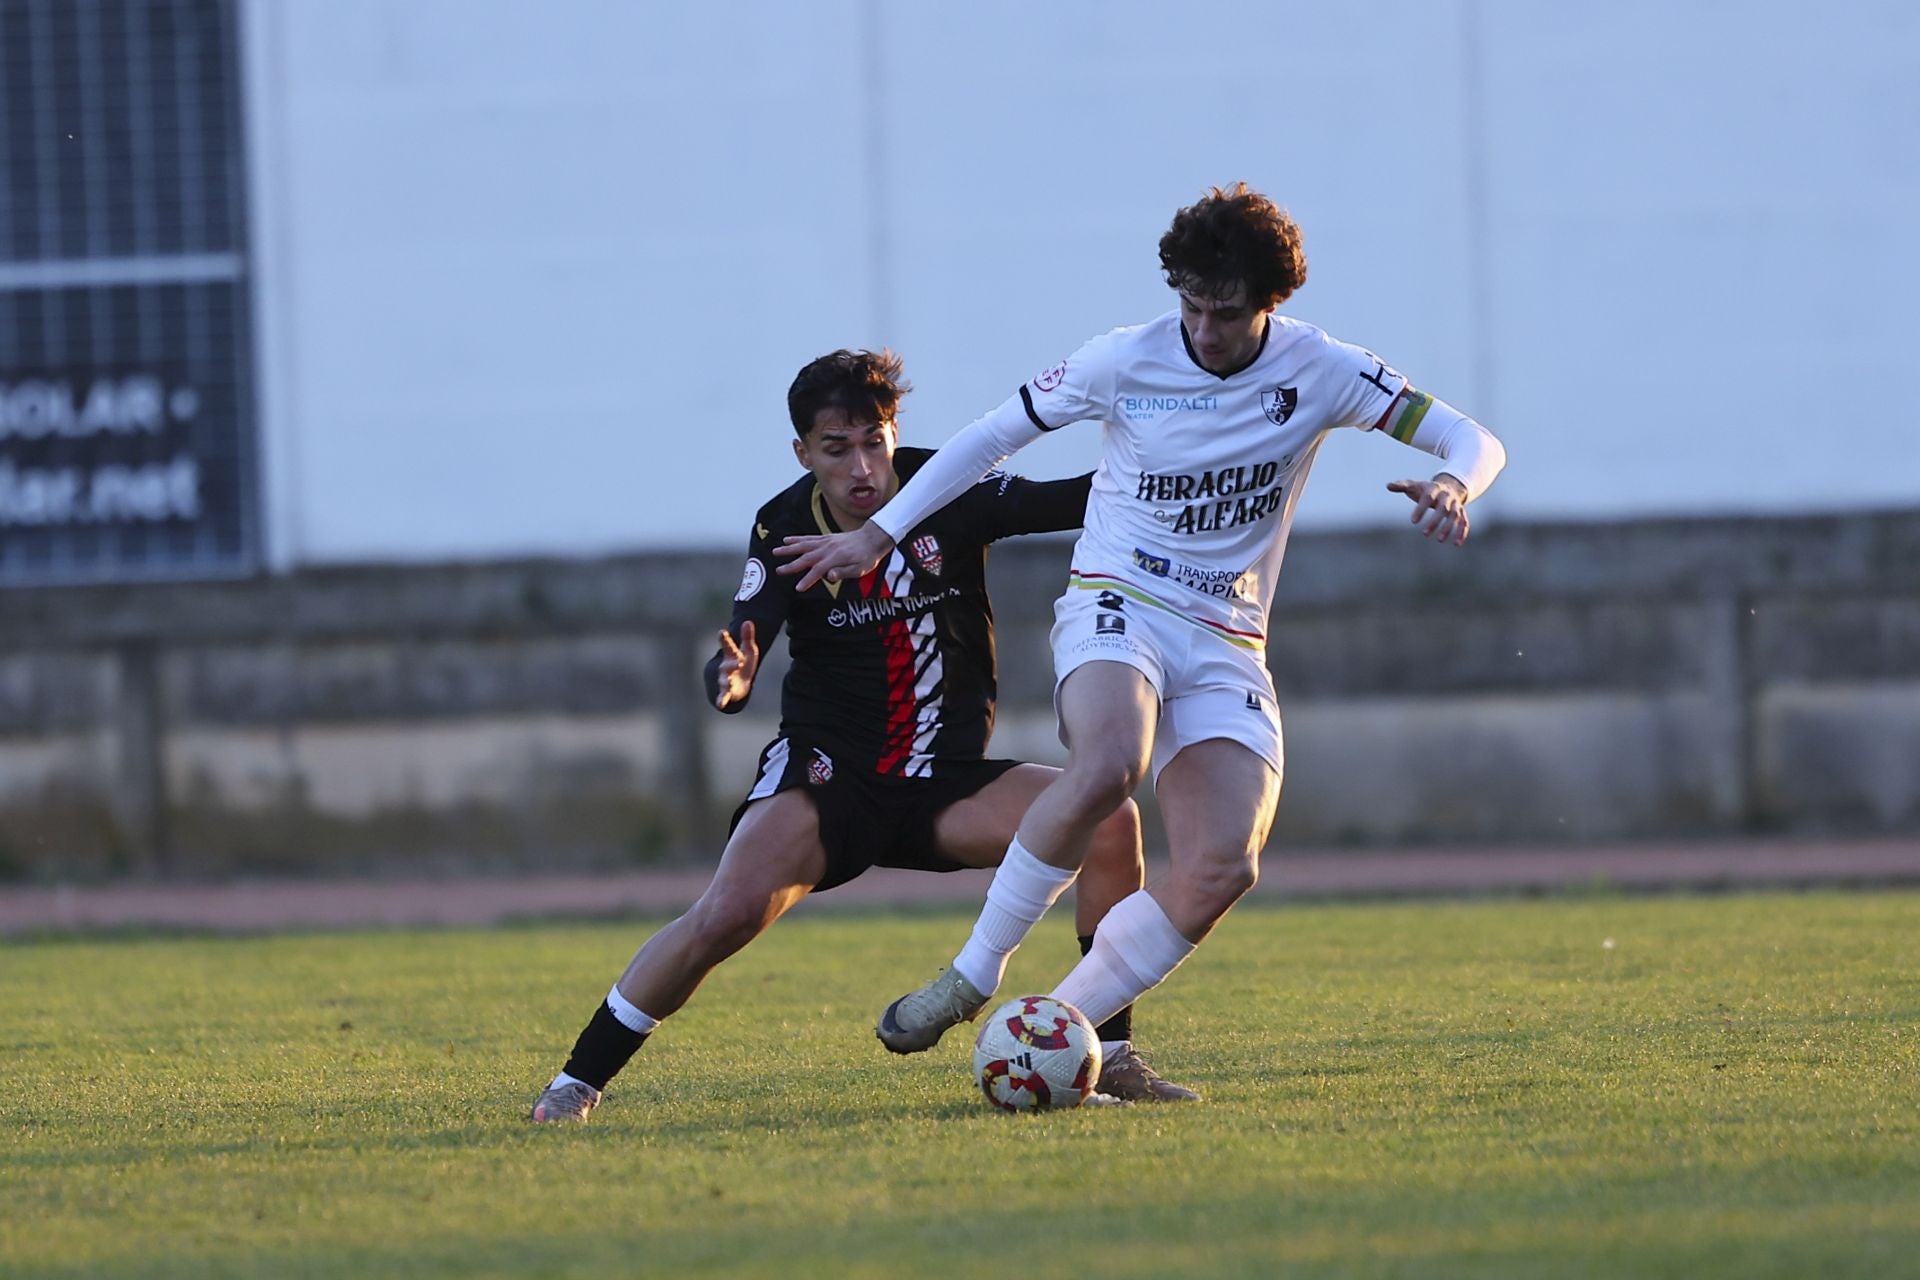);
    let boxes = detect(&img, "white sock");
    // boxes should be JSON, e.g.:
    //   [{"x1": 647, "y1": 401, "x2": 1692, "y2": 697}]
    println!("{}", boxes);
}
[
  {"x1": 950, "y1": 837, "x2": 1079, "y2": 994},
  {"x1": 548, "y1": 1070, "x2": 596, "y2": 1092},
  {"x1": 606, "y1": 983, "x2": 662, "y2": 1035},
  {"x1": 1051, "y1": 890, "x2": 1195, "y2": 1029}
]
